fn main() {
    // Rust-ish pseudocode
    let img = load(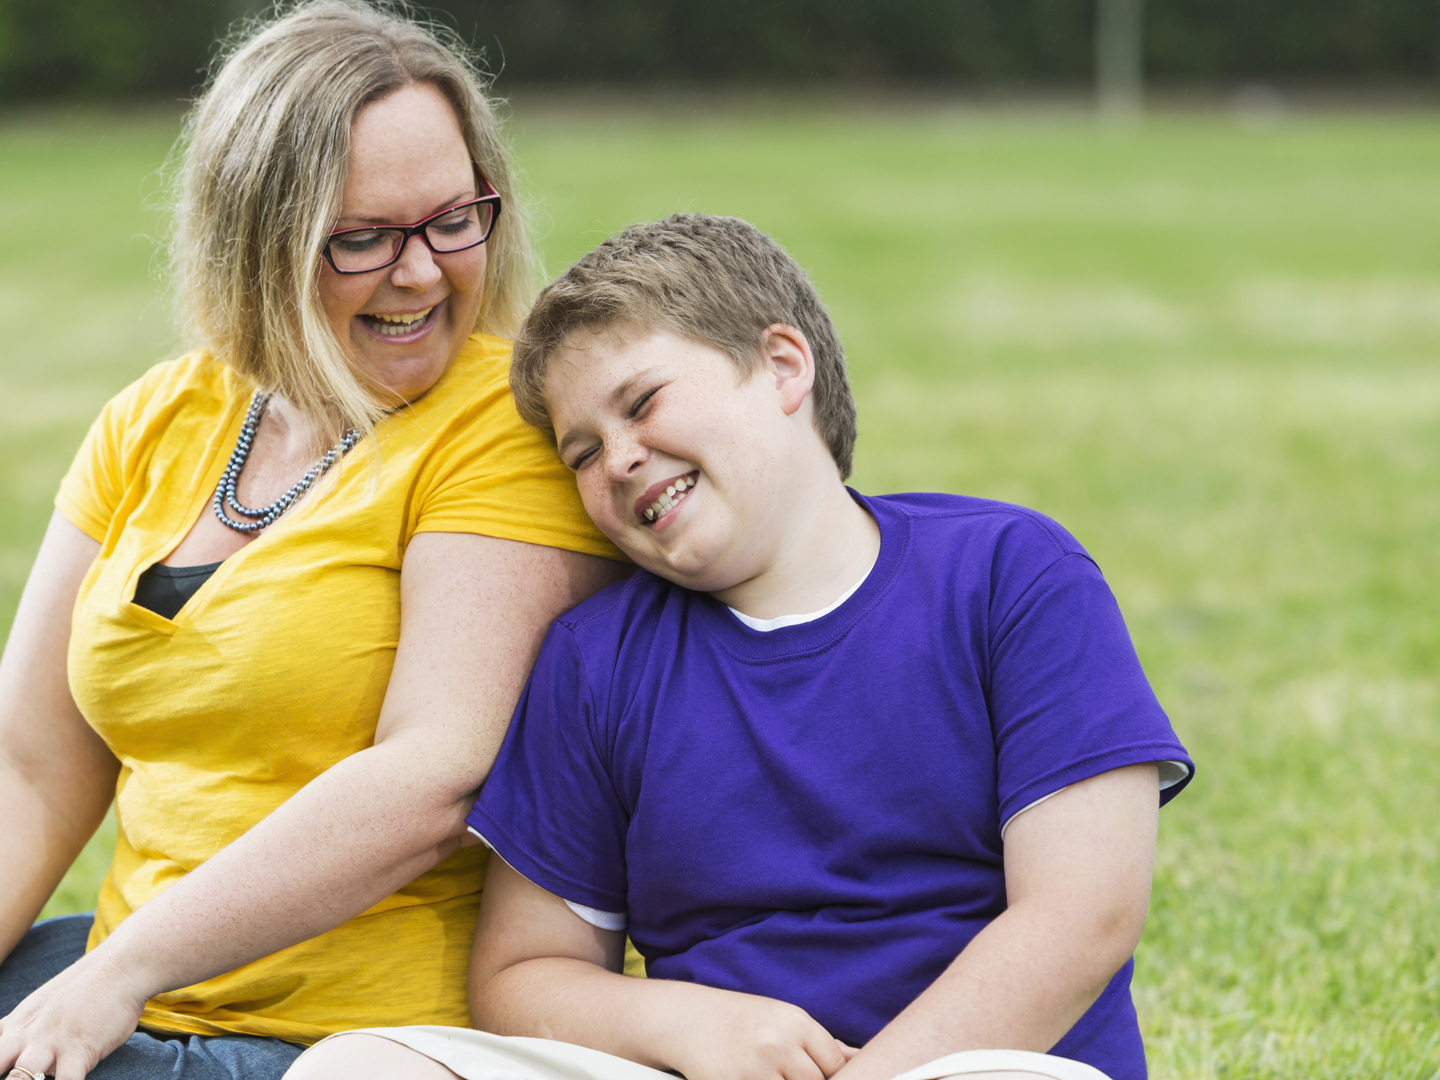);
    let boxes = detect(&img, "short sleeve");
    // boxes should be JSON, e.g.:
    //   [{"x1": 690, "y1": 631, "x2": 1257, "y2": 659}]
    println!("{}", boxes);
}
[
  {"x1": 406, "y1": 344, "x2": 622, "y2": 561},
  {"x1": 989, "y1": 551, "x2": 1193, "y2": 828},
  {"x1": 55, "y1": 371, "x2": 156, "y2": 542},
  {"x1": 466, "y1": 623, "x2": 629, "y2": 911}
]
